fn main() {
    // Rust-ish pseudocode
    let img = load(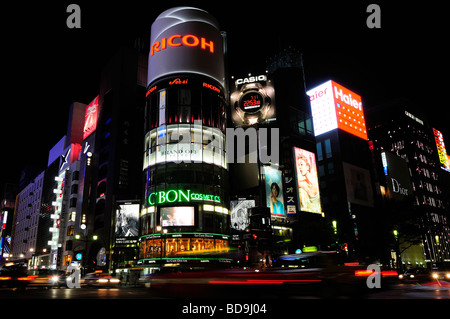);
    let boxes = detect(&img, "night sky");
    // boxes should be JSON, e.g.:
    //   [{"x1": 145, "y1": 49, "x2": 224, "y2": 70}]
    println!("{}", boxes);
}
[{"x1": 2, "y1": 0, "x2": 449, "y2": 188}]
